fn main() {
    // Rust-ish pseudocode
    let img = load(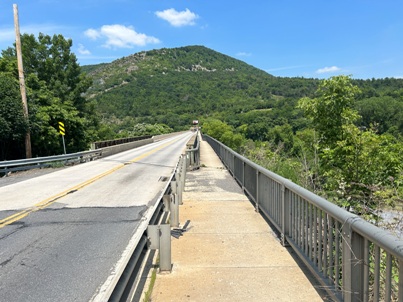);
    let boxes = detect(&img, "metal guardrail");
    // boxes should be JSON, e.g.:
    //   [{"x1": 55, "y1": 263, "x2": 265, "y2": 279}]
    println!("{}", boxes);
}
[
  {"x1": 1, "y1": 135, "x2": 183, "y2": 175},
  {"x1": 107, "y1": 153, "x2": 188, "y2": 302},
  {"x1": 204, "y1": 135, "x2": 403, "y2": 302},
  {"x1": 0, "y1": 150, "x2": 102, "y2": 174},
  {"x1": 185, "y1": 131, "x2": 200, "y2": 170},
  {"x1": 91, "y1": 135, "x2": 152, "y2": 149}
]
